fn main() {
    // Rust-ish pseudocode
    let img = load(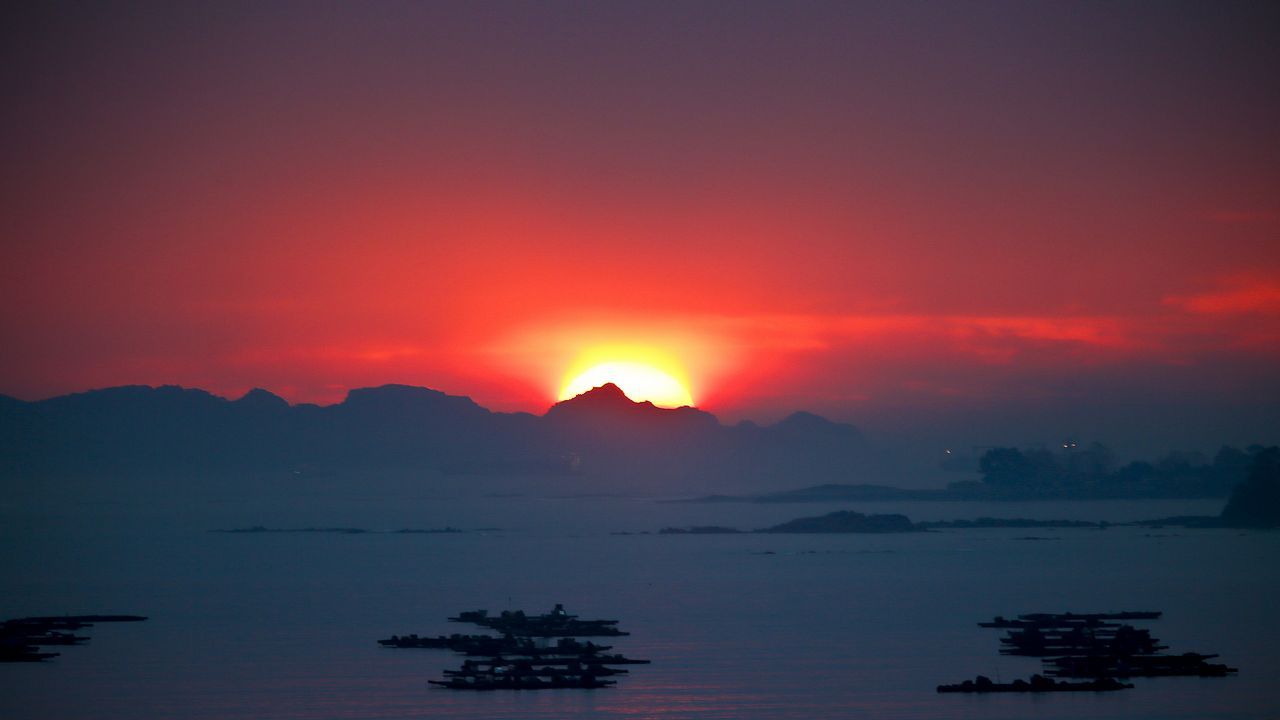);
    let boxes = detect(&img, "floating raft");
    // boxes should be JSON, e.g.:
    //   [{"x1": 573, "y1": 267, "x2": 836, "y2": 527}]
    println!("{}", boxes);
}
[
  {"x1": 378, "y1": 633, "x2": 612, "y2": 657},
  {"x1": 999, "y1": 624, "x2": 1165, "y2": 656},
  {"x1": 381, "y1": 604, "x2": 649, "y2": 690},
  {"x1": 1019, "y1": 611, "x2": 1161, "y2": 622},
  {"x1": 429, "y1": 674, "x2": 615, "y2": 690},
  {"x1": 449, "y1": 605, "x2": 628, "y2": 637},
  {"x1": 1, "y1": 614, "x2": 148, "y2": 663},
  {"x1": 1046, "y1": 652, "x2": 1238, "y2": 678},
  {"x1": 938, "y1": 674, "x2": 1132, "y2": 693},
  {"x1": 947, "y1": 610, "x2": 1237, "y2": 694}
]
